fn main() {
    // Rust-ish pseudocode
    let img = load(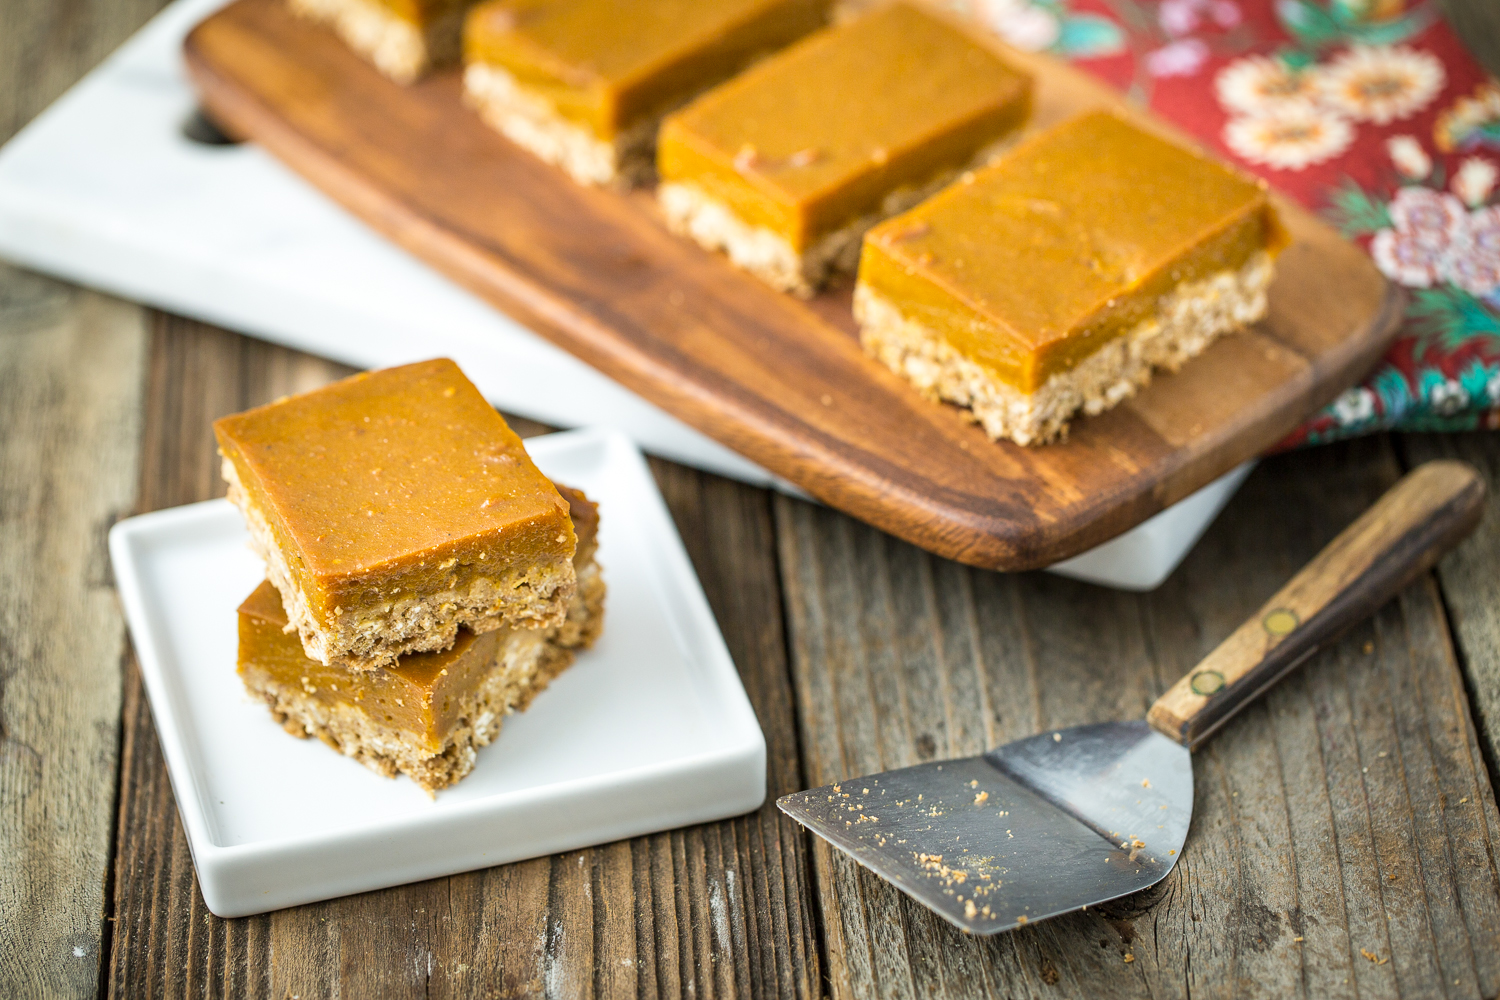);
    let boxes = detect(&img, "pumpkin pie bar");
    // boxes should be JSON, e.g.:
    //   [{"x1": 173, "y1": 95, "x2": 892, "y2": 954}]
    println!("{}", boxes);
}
[
  {"x1": 290, "y1": 0, "x2": 475, "y2": 83},
  {"x1": 238, "y1": 484, "x2": 605, "y2": 793},
  {"x1": 462, "y1": 0, "x2": 828, "y2": 188},
  {"x1": 856, "y1": 111, "x2": 1288, "y2": 445},
  {"x1": 214, "y1": 358, "x2": 577, "y2": 672},
  {"x1": 657, "y1": 2, "x2": 1031, "y2": 296}
]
